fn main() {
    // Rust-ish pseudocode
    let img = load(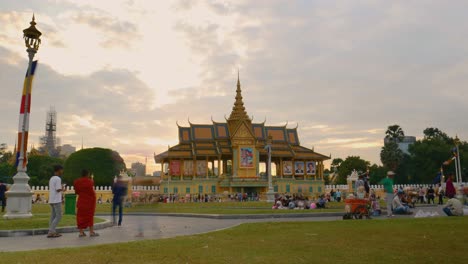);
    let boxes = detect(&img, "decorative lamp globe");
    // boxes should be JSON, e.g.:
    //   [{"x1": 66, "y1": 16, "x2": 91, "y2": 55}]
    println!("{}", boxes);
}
[{"x1": 23, "y1": 14, "x2": 42, "y2": 51}]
